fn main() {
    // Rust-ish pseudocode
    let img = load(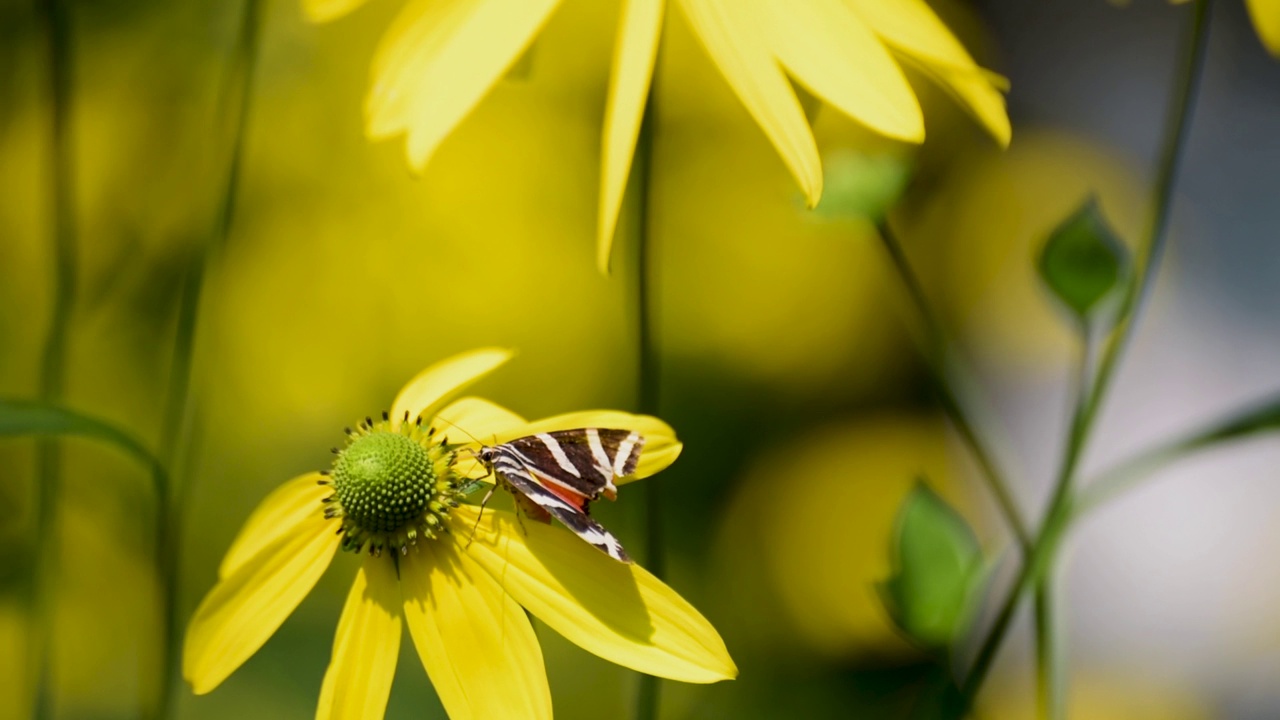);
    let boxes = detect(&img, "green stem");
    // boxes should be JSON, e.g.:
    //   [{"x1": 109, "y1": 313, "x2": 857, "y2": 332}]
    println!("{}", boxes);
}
[
  {"x1": 151, "y1": 1, "x2": 265, "y2": 716},
  {"x1": 877, "y1": 222, "x2": 1031, "y2": 550},
  {"x1": 632, "y1": 75, "x2": 663, "y2": 720},
  {"x1": 1035, "y1": 562, "x2": 1063, "y2": 720},
  {"x1": 954, "y1": 0, "x2": 1213, "y2": 713},
  {"x1": 32, "y1": 0, "x2": 76, "y2": 716}
]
